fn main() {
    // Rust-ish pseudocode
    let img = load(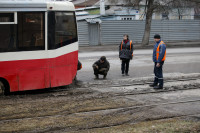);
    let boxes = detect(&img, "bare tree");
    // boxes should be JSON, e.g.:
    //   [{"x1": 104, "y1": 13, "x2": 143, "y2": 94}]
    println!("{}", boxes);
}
[
  {"x1": 141, "y1": 0, "x2": 154, "y2": 46},
  {"x1": 141, "y1": 0, "x2": 198, "y2": 45},
  {"x1": 107, "y1": 0, "x2": 167, "y2": 46},
  {"x1": 107, "y1": 0, "x2": 199, "y2": 46},
  {"x1": 169, "y1": 0, "x2": 191, "y2": 20},
  {"x1": 141, "y1": 0, "x2": 178, "y2": 46}
]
